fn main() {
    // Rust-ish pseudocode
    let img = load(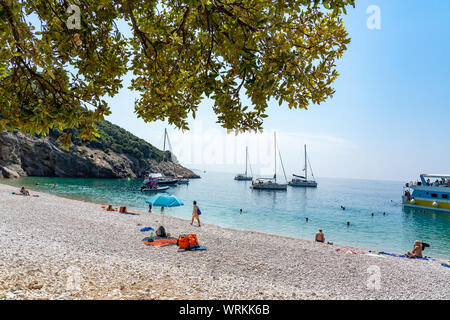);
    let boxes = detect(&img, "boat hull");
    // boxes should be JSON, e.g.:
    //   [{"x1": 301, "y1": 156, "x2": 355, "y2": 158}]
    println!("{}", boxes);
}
[
  {"x1": 289, "y1": 180, "x2": 317, "y2": 188},
  {"x1": 234, "y1": 176, "x2": 253, "y2": 181},
  {"x1": 141, "y1": 186, "x2": 170, "y2": 192},
  {"x1": 402, "y1": 196, "x2": 450, "y2": 214},
  {"x1": 156, "y1": 179, "x2": 179, "y2": 185},
  {"x1": 251, "y1": 183, "x2": 287, "y2": 191}
]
